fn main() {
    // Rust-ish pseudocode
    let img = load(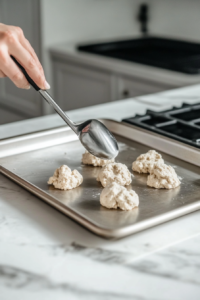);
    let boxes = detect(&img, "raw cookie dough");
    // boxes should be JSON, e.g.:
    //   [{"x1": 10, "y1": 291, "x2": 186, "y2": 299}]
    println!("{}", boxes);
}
[
  {"x1": 97, "y1": 162, "x2": 132, "y2": 187},
  {"x1": 132, "y1": 150, "x2": 164, "y2": 173},
  {"x1": 147, "y1": 163, "x2": 180, "y2": 189},
  {"x1": 48, "y1": 165, "x2": 83, "y2": 190},
  {"x1": 100, "y1": 182, "x2": 139, "y2": 211},
  {"x1": 82, "y1": 150, "x2": 114, "y2": 167}
]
